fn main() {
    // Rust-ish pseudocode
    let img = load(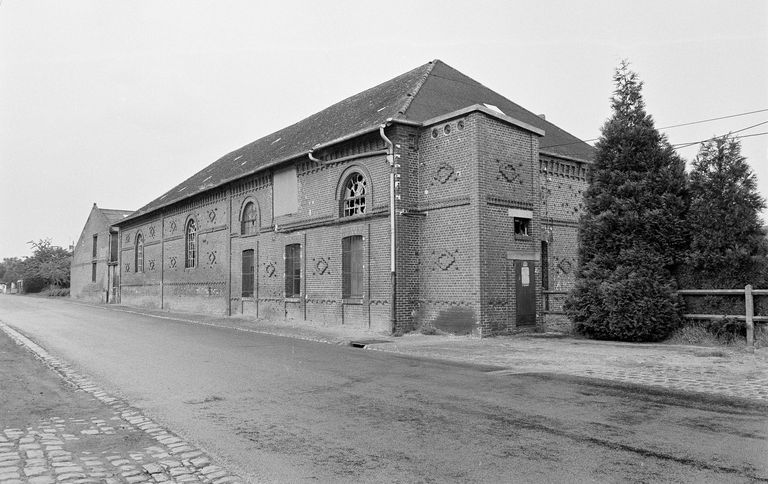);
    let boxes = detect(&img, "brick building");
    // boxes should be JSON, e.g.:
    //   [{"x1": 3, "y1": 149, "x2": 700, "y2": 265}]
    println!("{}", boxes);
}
[
  {"x1": 71, "y1": 203, "x2": 132, "y2": 303},
  {"x1": 112, "y1": 60, "x2": 592, "y2": 336}
]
